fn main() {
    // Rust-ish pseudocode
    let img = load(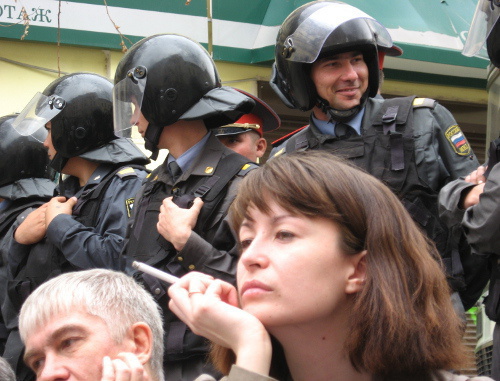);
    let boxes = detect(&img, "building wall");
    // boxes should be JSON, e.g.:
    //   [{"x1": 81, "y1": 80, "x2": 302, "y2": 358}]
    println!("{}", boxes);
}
[{"x1": 0, "y1": 38, "x2": 489, "y2": 164}]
